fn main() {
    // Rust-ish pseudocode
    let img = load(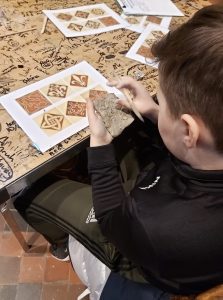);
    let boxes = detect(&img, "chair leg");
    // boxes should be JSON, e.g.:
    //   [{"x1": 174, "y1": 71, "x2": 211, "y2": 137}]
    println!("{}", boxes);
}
[{"x1": 1, "y1": 200, "x2": 30, "y2": 252}]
